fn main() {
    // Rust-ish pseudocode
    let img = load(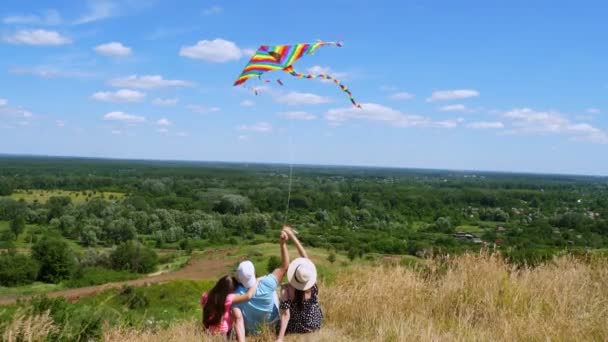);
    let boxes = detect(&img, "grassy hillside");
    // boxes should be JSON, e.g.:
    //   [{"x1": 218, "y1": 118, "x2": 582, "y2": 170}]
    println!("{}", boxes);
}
[{"x1": 4, "y1": 252, "x2": 607, "y2": 341}]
